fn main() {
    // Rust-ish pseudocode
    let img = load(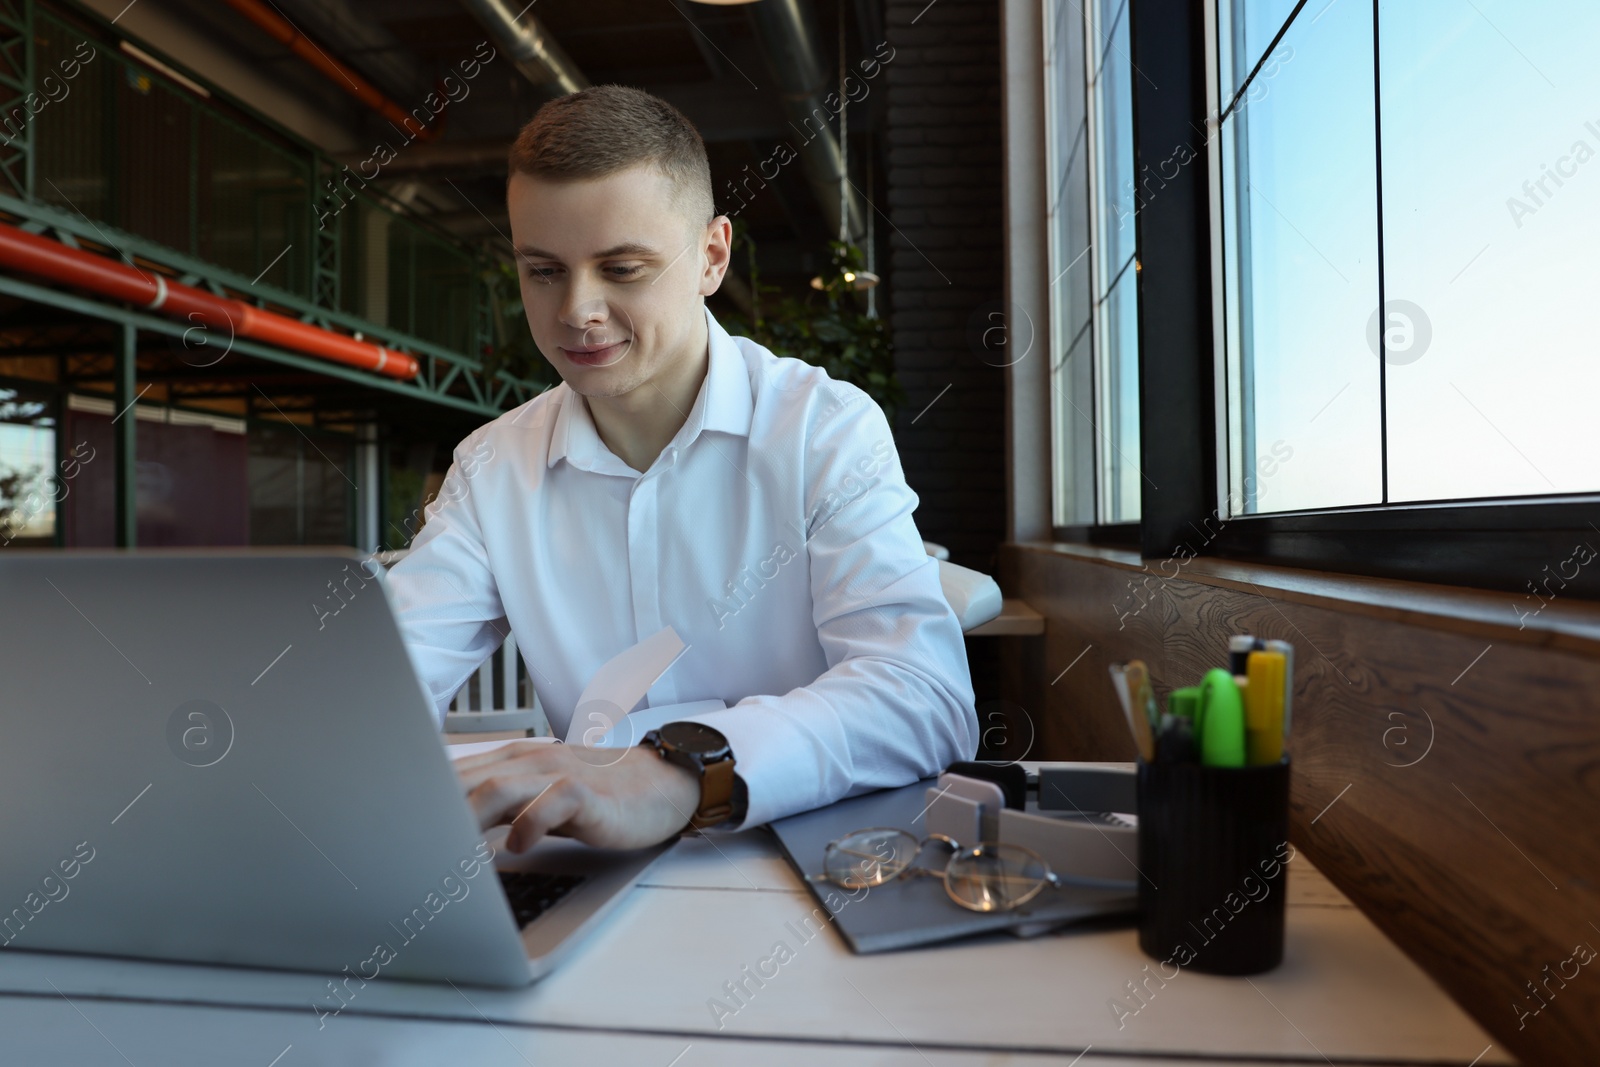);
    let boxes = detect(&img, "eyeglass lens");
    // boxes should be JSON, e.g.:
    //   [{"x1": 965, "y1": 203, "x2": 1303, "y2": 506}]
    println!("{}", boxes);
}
[
  {"x1": 822, "y1": 828, "x2": 921, "y2": 888},
  {"x1": 944, "y1": 844, "x2": 1050, "y2": 912}
]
